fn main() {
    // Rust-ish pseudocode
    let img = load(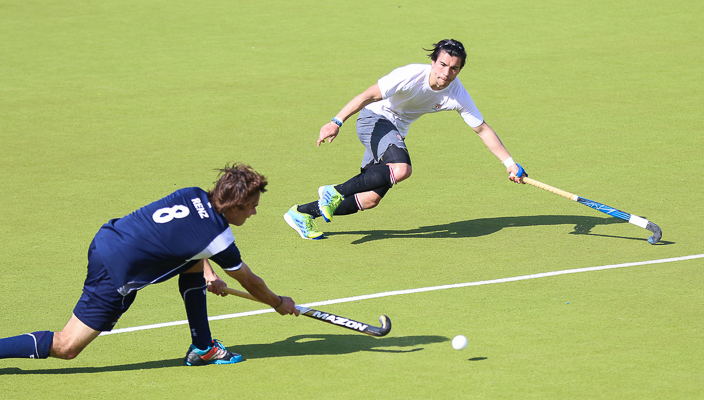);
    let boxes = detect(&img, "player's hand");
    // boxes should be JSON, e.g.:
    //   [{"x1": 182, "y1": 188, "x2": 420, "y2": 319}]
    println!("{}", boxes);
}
[
  {"x1": 317, "y1": 122, "x2": 339, "y2": 146},
  {"x1": 275, "y1": 296, "x2": 300, "y2": 316},
  {"x1": 202, "y1": 259, "x2": 228, "y2": 296},
  {"x1": 206, "y1": 277, "x2": 228, "y2": 297},
  {"x1": 507, "y1": 163, "x2": 527, "y2": 184}
]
